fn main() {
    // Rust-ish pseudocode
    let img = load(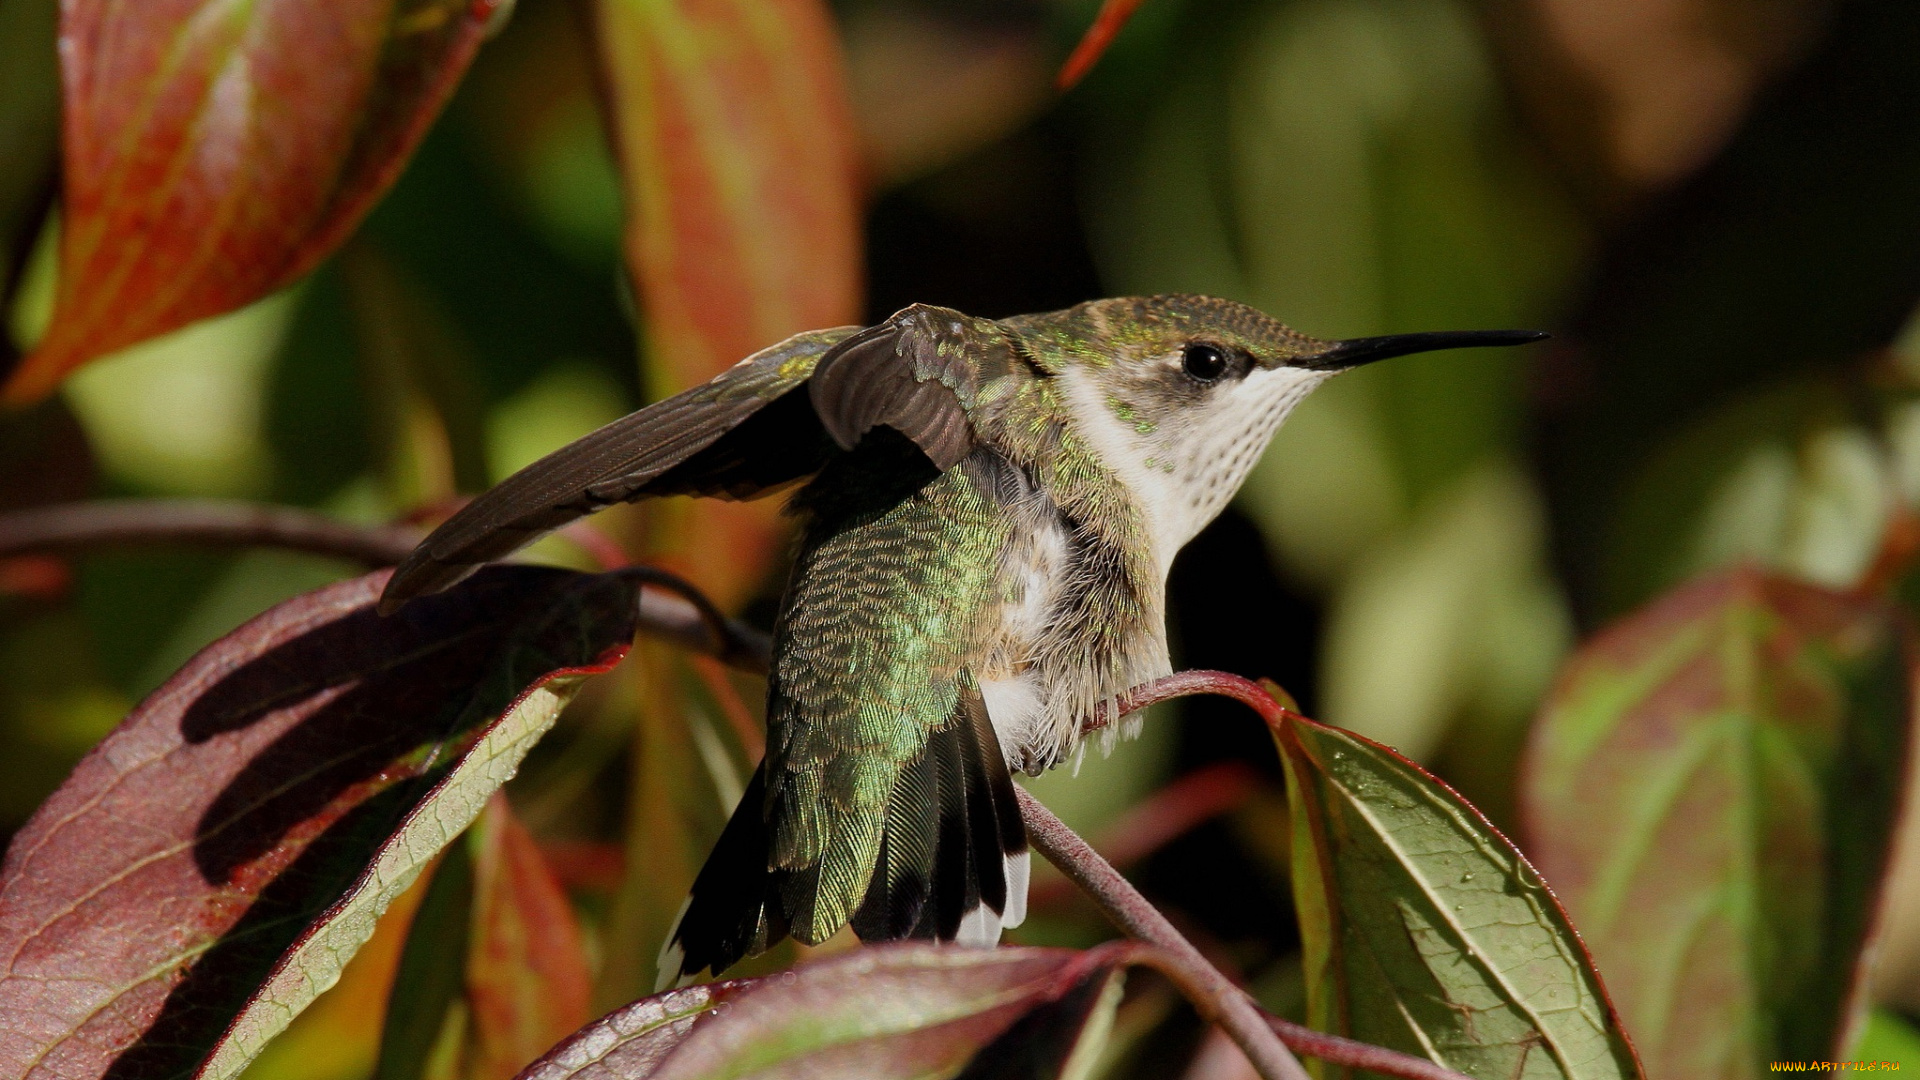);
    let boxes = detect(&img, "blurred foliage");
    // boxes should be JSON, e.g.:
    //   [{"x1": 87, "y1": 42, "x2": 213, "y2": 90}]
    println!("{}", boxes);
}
[
  {"x1": 3, "y1": 0, "x2": 1920, "y2": 1076},
  {"x1": 0, "y1": 0, "x2": 56, "y2": 338}
]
